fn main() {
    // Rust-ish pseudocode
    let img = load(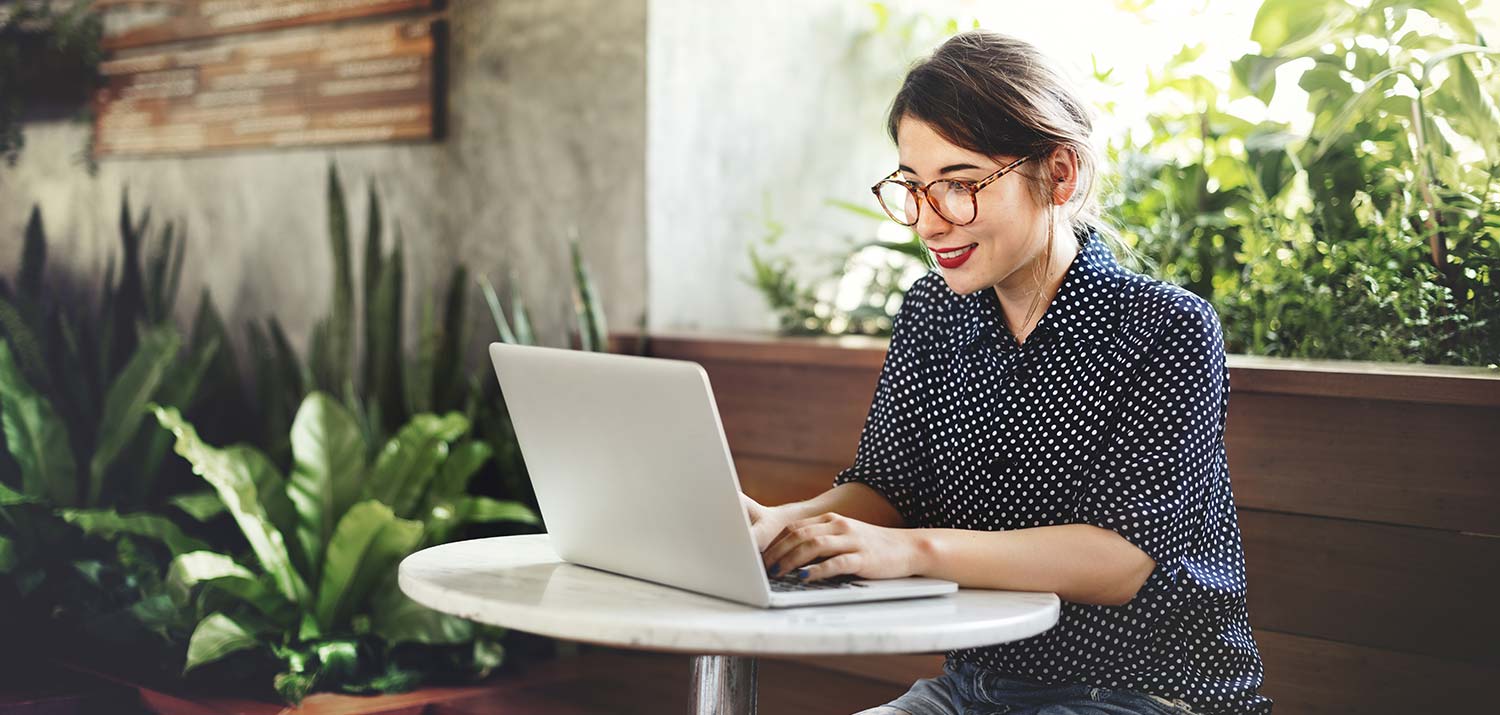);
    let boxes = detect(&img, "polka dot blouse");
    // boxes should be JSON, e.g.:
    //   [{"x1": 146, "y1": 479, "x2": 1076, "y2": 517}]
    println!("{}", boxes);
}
[{"x1": 833, "y1": 224, "x2": 1271, "y2": 715}]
